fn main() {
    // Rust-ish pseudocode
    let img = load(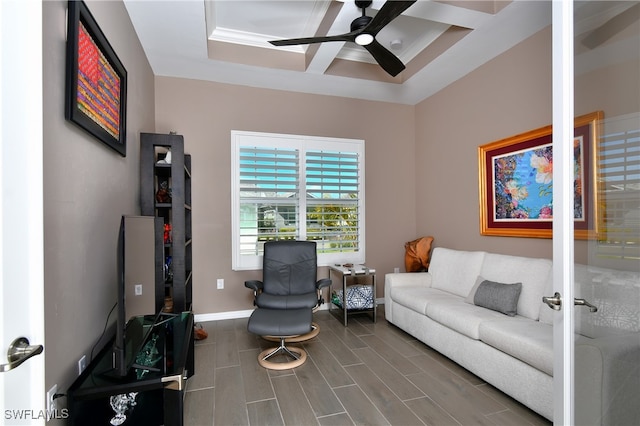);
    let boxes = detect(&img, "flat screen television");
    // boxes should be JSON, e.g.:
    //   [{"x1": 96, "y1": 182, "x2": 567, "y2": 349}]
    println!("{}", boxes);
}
[{"x1": 109, "y1": 215, "x2": 158, "y2": 378}]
